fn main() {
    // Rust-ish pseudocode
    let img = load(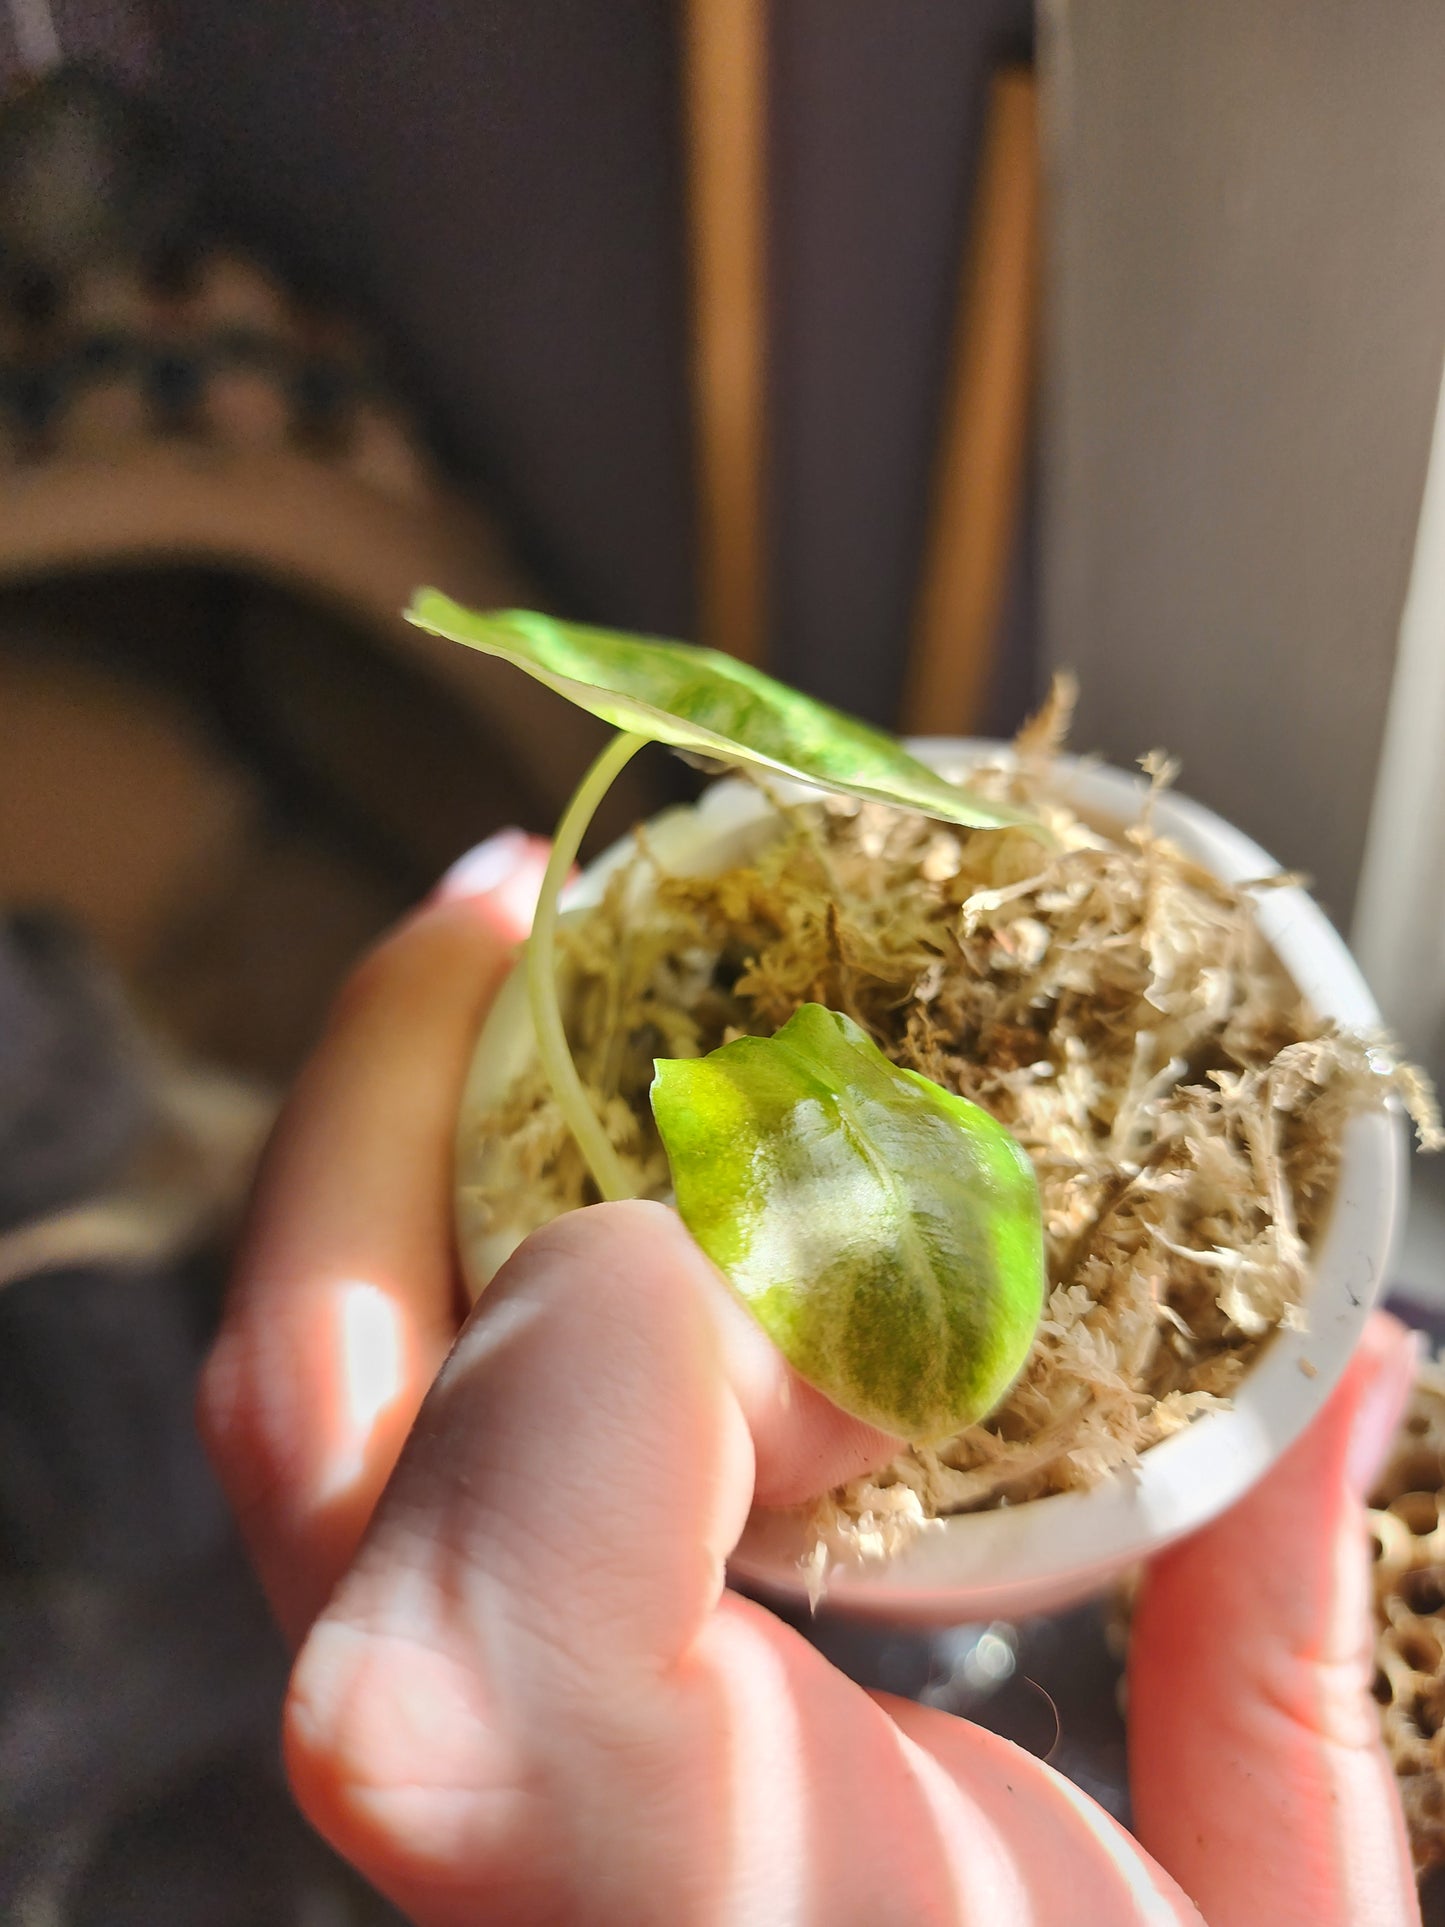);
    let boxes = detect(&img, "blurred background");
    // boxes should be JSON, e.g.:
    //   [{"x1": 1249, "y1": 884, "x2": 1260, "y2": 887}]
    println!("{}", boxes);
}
[{"x1": 3, "y1": 1, "x2": 1445, "y2": 1920}]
